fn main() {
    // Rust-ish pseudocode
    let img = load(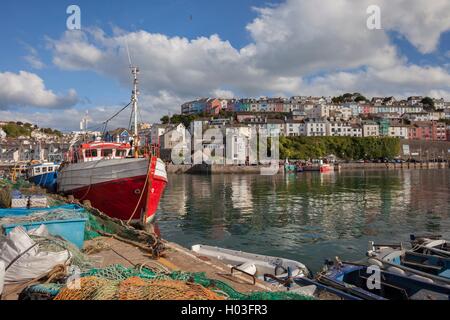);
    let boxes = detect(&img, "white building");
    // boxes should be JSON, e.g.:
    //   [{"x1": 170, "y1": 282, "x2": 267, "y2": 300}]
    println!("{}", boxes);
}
[
  {"x1": 328, "y1": 122, "x2": 362, "y2": 137},
  {"x1": 362, "y1": 122, "x2": 380, "y2": 137},
  {"x1": 285, "y1": 120, "x2": 305, "y2": 136},
  {"x1": 0, "y1": 128, "x2": 6, "y2": 140},
  {"x1": 160, "y1": 123, "x2": 187, "y2": 150},
  {"x1": 388, "y1": 124, "x2": 409, "y2": 139},
  {"x1": 150, "y1": 124, "x2": 169, "y2": 145},
  {"x1": 407, "y1": 96, "x2": 423, "y2": 106},
  {"x1": 225, "y1": 126, "x2": 254, "y2": 164},
  {"x1": 305, "y1": 119, "x2": 328, "y2": 136}
]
